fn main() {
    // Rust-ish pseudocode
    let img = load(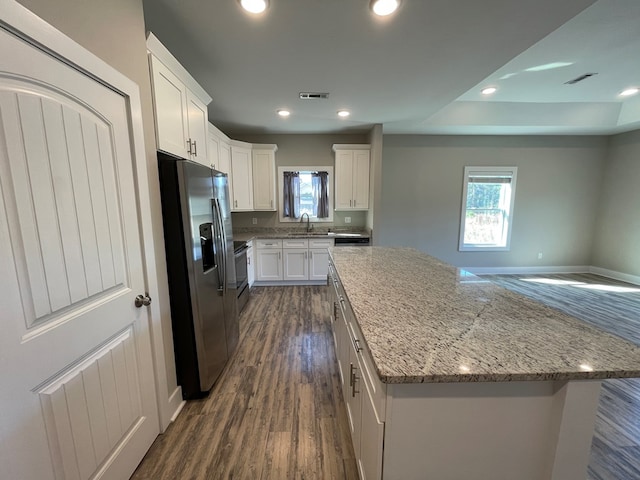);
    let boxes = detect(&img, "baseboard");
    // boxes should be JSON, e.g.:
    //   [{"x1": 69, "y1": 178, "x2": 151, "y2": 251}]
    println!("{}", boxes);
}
[
  {"x1": 168, "y1": 386, "x2": 186, "y2": 424},
  {"x1": 589, "y1": 266, "x2": 640, "y2": 286},
  {"x1": 464, "y1": 266, "x2": 590, "y2": 276},
  {"x1": 252, "y1": 280, "x2": 328, "y2": 286}
]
